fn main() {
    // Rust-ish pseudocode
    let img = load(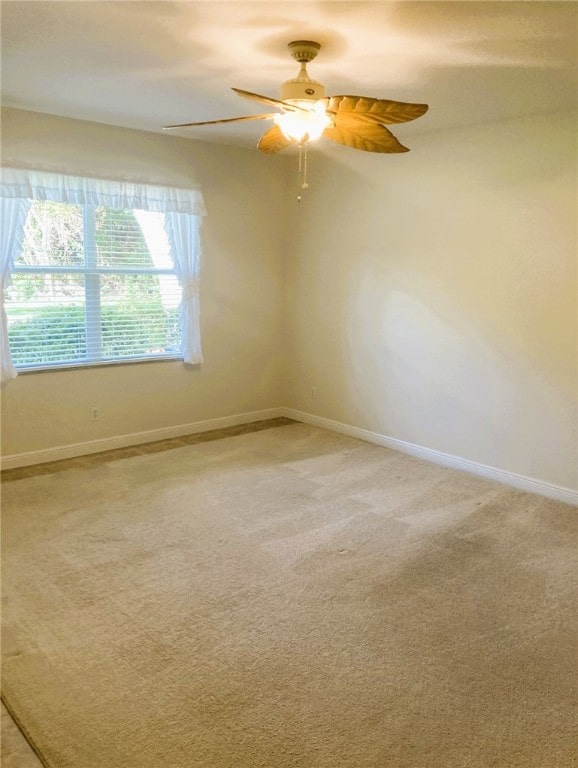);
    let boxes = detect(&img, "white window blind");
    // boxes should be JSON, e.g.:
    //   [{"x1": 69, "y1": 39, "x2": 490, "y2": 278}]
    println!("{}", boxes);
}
[
  {"x1": 0, "y1": 168, "x2": 207, "y2": 380},
  {"x1": 6, "y1": 201, "x2": 182, "y2": 369}
]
